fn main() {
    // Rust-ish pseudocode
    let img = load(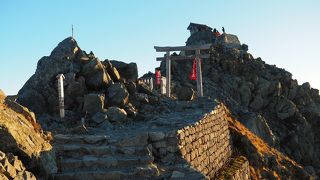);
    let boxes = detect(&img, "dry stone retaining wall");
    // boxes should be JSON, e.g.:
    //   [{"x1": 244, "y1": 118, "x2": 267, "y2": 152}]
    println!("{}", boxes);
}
[
  {"x1": 148, "y1": 104, "x2": 251, "y2": 179},
  {"x1": 177, "y1": 104, "x2": 233, "y2": 178},
  {"x1": 215, "y1": 156, "x2": 250, "y2": 180}
]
